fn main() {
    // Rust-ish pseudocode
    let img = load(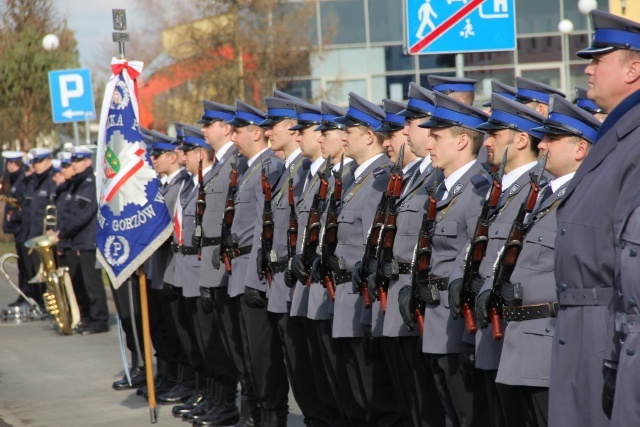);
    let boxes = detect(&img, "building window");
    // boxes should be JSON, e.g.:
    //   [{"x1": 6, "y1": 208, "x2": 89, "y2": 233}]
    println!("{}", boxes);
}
[
  {"x1": 518, "y1": 36, "x2": 562, "y2": 63},
  {"x1": 368, "y1": 0, "x2": 404, "y2": 43},
  {"x1": 320, "y1": 0, "x2": 366, "y2": 45},
  {"x1": 372, "y1": 74, "x2": 414, "y2": 101},
  {"x1": 325, "y1": 79, "x2": 367, "y2": 105},
  {"x1": 515, "y1": 0, "x2": 561, "y2": 34},
  {"x1": 311, "y1": 47, "x2": 369, "y2": 77}
]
